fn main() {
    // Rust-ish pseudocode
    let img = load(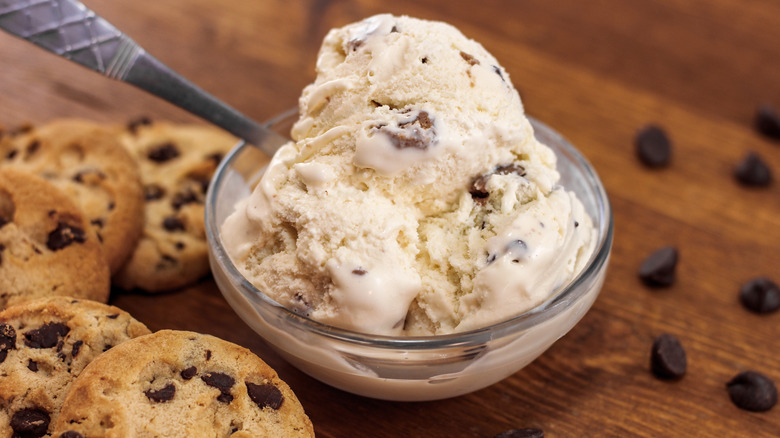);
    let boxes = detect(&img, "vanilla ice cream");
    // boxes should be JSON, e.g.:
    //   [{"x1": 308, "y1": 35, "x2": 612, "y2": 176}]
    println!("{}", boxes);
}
[{"x1": 222, "y1": 14, "x2": 595, "y2": 336}]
